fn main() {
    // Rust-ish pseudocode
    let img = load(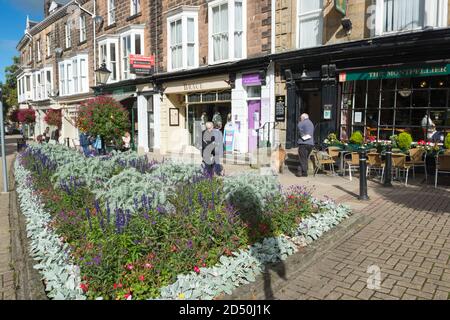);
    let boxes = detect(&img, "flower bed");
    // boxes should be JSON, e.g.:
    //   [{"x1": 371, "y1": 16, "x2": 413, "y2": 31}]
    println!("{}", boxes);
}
[{"x1": 16, "y1": 143, "x2": 351, "y2": 300}]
